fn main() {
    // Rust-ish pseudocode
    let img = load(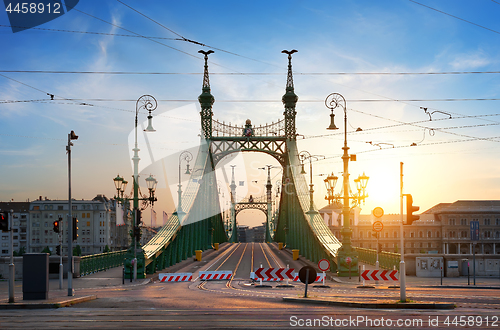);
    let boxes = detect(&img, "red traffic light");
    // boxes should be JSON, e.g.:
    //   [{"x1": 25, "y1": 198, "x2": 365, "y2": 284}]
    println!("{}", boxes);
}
[
  {"x1": 53, "y1": 220, "x2": 60, "y2": 233},
  {"x1": 0, "y1": 211, "x2": 8, "y2": 232}
]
